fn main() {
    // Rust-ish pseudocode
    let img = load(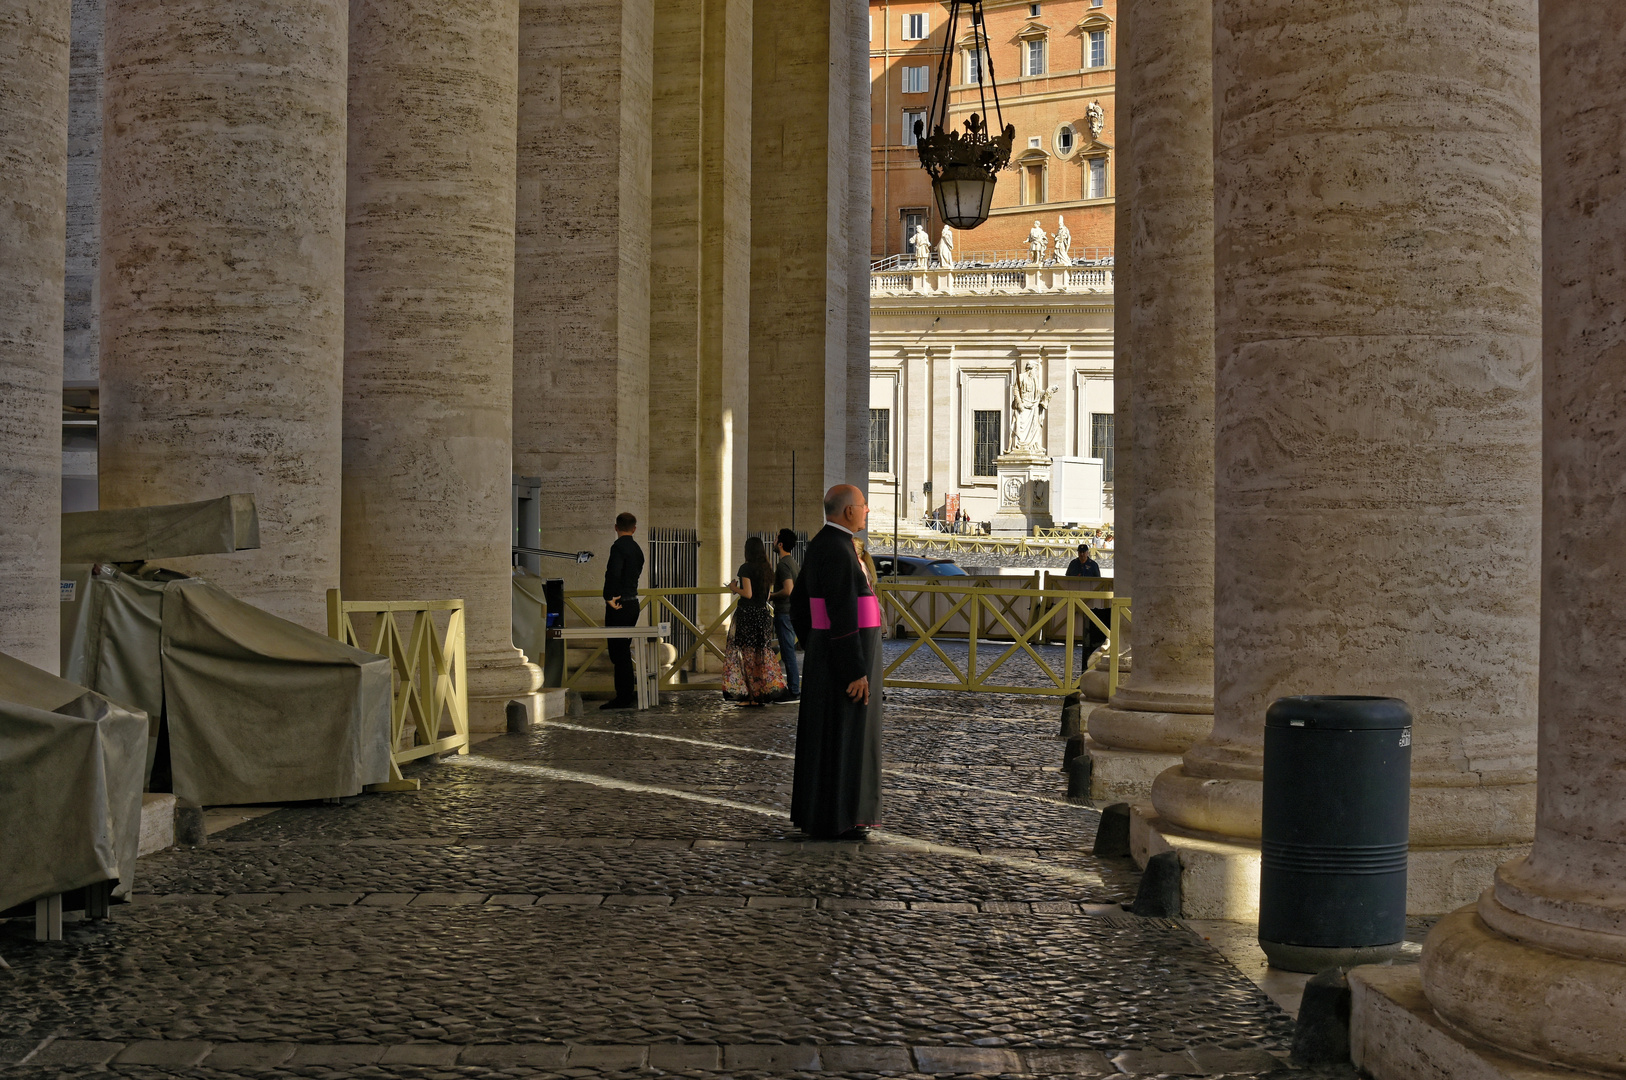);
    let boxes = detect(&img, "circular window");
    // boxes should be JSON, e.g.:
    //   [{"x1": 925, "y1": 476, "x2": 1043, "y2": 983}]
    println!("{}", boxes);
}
[{"x1": 1055, "y1": 124, "x2": 1076, "y2": 157}]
